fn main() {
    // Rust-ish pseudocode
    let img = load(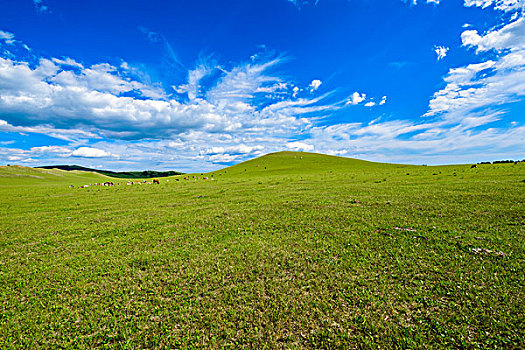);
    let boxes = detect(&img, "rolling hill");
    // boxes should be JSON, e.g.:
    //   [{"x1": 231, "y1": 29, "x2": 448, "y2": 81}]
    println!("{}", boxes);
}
[
  {"x1": 205, "y1": 151, "x2": 405, "y2": 177},
  {"x1": 0, "y1": 165, "x2": 109, "y2": 186}
]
